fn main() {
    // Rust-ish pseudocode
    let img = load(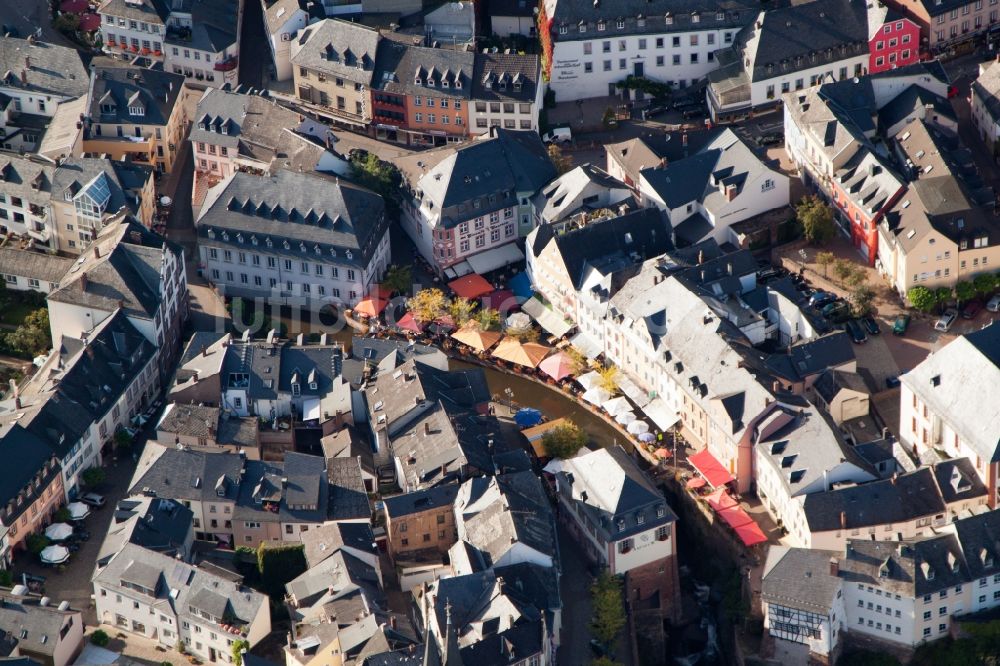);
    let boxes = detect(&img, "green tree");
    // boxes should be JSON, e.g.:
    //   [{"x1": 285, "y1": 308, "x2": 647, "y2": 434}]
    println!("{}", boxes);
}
[
  {"x1": 850, "y1": 283, "x2": 876, "y2": 316},
  {"x1": 82, "y1": 466, "x2": 106, "y2": 487},
  {"x1": 816, "y1": 251, "x2": 835, "y2": 278},
  {"x1": 349, "y1": 152, "x2": 402, "y2": 219},
  {"x1": 5, "y1": 308, "x2": 51, "y2": 358},
  {"x1": 973, "y1": 272, "x2": 997, "y2": 297},
  {"x1": 54, "y1": 507, "x2": 71, "y2": 523},
  {"x1": 114, "y1": 428, "x2": 132, "y2": 452},
  {"x1": 955, "y1": 280, "x2": 976, "y2": 306},
  {"x1": 448, "y1": 297, "x2": 477, "y2": 328},
  {"x1": 832, "y1": 259, "x2": 854, "y2": 285},
  {"x1": 475, "y1": 307, "x2": 501, "y2": 331},
  {"x1": 547, "y1": 143, "x2": 572, "y2": 175},
  {"x1": 796, "y1": 195, "x2": 836, "y2": 245},
  {"x1": 907, "y1": 286, "x2": 936, "y2": 313},
  {"x1": 933, "y1": 287, "x2": 953, "y2": 312},
  {"x1": 601, "y1": 107, "x2": 618, "y2": 128},
  {"x1": 53, "y1": 13, "x2": 80, "y2": 32},
  {"x1": 540, "y1": 422, "x2": 588, "y2": 459},
  {"x1": 382, "y1": 265, "x2": 412, "y2": 296},
  {"x1": 408, "y1": 288, "x2": 448, "y2": 323},
  {"x1": 256, "y1": 543, "x2": 306, "y2": 598},
  {"x1": 230, "y1": 639, "x2": 250, "y2": 666},
  {"x1": 0, "y1": 570, "x2": 13, "y2": 587},
  {"x1": 90, "y1": 630, "x2": 110, "y2": 647},
  {"x1": 844, "y1": 267, "x2": 867, "y2": 289},
  {"x1": 598, "y1": 366, "x2": 619, "y2": 394},
  {"x1": 25, "y1": 534, "x2": 49, "y2": 555},
  {"x1": 590, "y1": 572, "x2": 626, "y2": 647}
]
